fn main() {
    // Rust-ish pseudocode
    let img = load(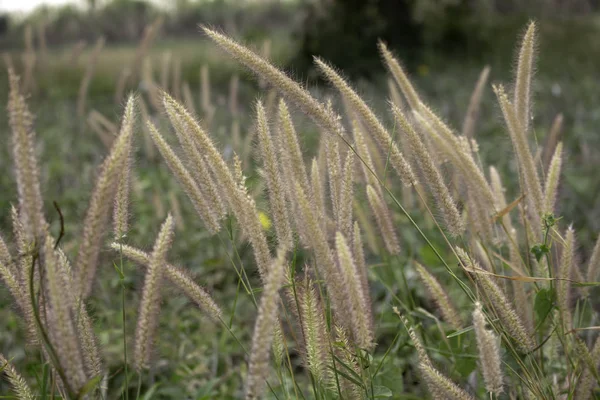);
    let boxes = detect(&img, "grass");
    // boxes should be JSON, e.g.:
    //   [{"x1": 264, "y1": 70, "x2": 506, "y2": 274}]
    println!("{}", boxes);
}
[{"x1": 0, "y1": 16, "x2": 599, "y2": 400}]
